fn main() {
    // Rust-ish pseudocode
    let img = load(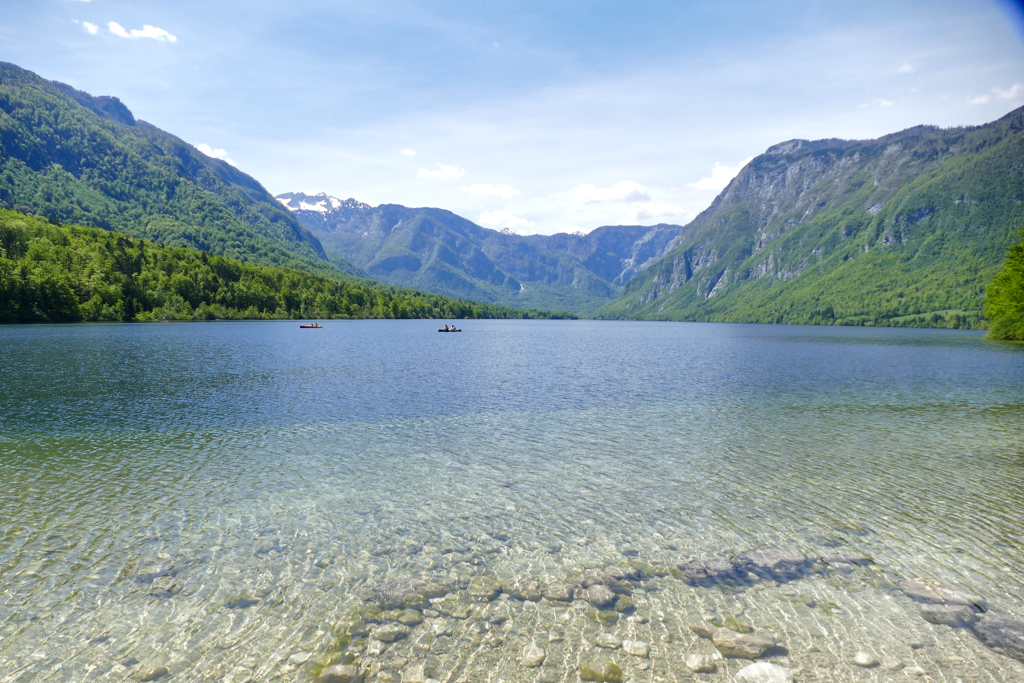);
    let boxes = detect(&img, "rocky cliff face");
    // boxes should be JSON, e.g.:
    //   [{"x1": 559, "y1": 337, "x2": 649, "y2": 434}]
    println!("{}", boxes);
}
[
  {"x1": 602, "y1": 106, "x2": 1024, "y2": 326},
  {"x1": 277, "y1": 192, "x2": 681, "y2": 312}
]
